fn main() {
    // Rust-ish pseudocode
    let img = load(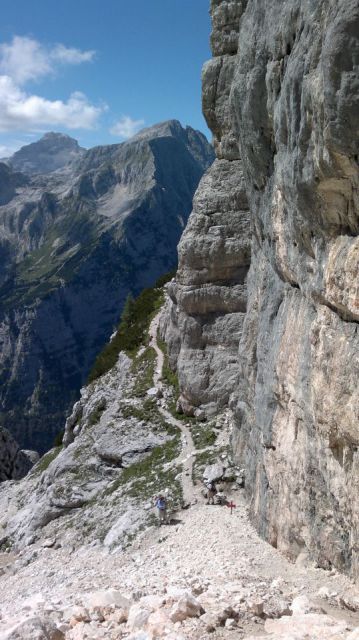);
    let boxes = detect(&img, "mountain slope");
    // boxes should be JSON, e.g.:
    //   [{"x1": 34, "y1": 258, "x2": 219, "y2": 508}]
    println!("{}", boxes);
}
[
  {"x1": 9, "y1": 132, "x2": 85, "y2": 175},
  {"x1": 0, "y1": 121, "x2": 214, "y2": 453}
]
